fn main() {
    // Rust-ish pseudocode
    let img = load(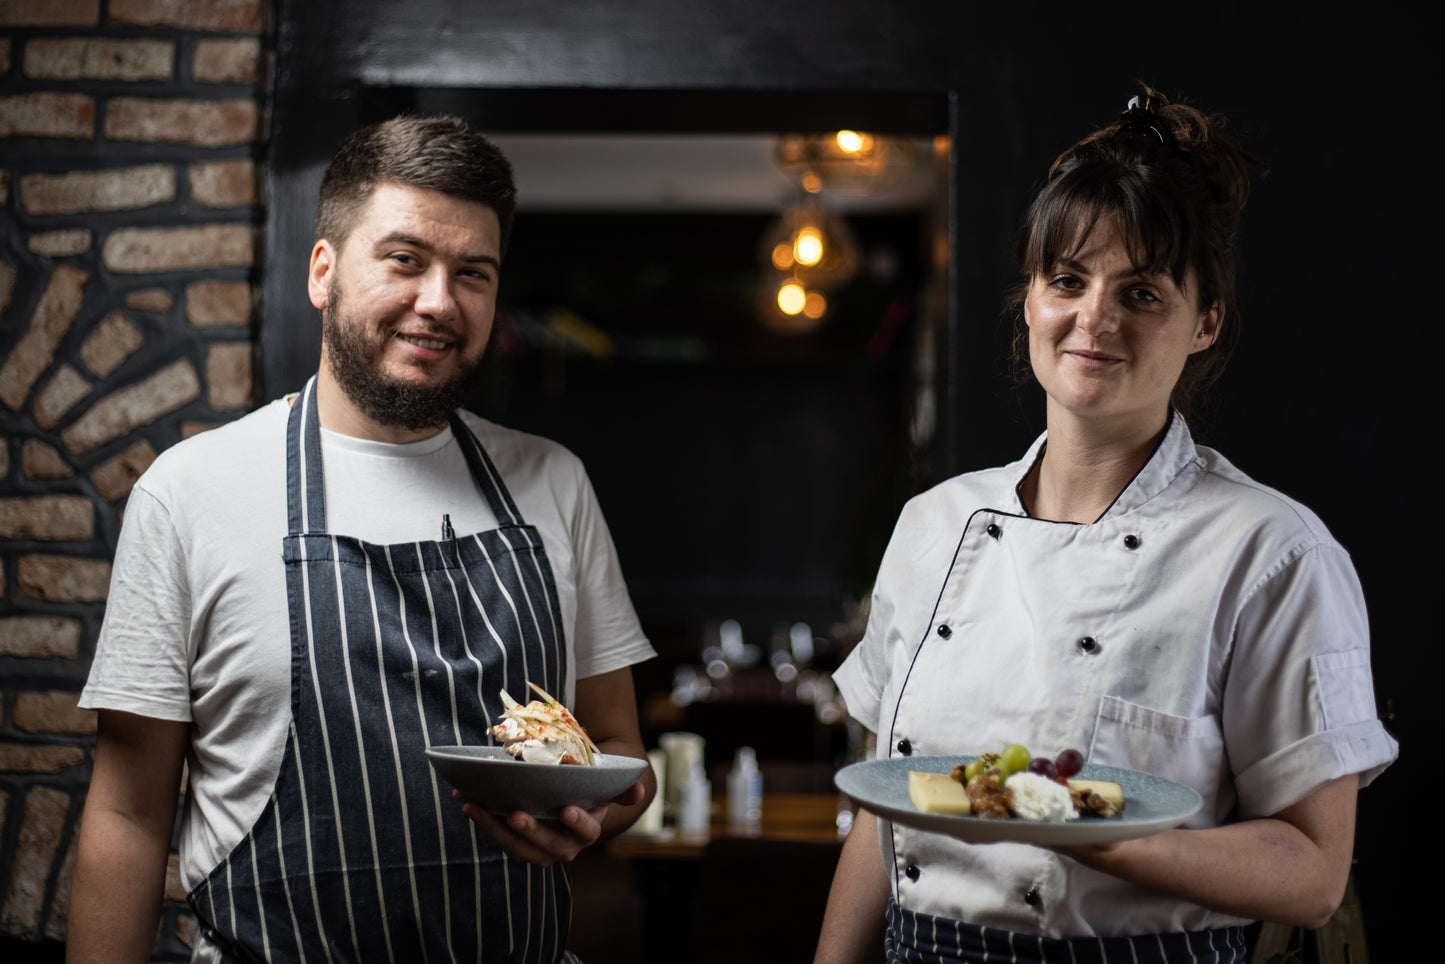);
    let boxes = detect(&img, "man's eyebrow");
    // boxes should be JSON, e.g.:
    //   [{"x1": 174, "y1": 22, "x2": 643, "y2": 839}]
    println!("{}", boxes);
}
[{"x1": 375, "y1": 231, "x2": 499, "y2": 267}]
